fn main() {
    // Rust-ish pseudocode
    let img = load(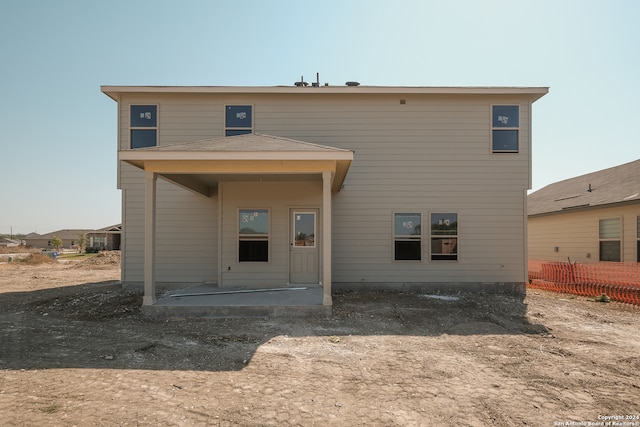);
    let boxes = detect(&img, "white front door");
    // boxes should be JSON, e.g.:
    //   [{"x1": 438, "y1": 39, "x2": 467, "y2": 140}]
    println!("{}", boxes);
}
[{"x1": 289, "y1": 209, "x2": 319, "y2": 284}]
